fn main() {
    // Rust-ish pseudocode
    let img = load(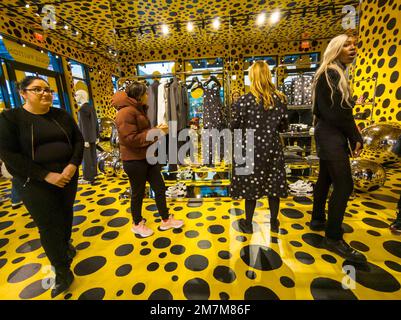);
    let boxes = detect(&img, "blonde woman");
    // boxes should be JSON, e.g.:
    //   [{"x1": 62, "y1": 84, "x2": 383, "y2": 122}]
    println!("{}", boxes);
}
[
  {"x1": 231, "y1": 61, "x2": 288, "y2": 233},
  {"x1": 311, "y1": 34, "x2": 366, "y2": 263}
]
